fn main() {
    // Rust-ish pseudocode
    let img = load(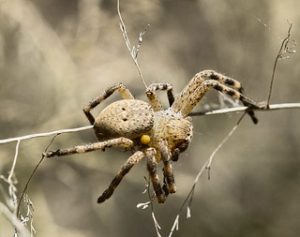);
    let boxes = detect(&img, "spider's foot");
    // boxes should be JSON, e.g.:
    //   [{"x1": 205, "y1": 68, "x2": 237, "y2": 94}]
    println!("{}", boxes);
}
[
  {"x1": 97, "y1": 189, "x2": 113, "y2": 204},
  {"x1": 156, "y1": 194, "x2": 166, "y2": 203},
  {"x1": 162, "y1": 183, "x2": 170, "y2": 197},
  {"x1": 245, "y1": 108, "x2": 259, "y2": 124}
]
